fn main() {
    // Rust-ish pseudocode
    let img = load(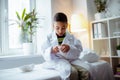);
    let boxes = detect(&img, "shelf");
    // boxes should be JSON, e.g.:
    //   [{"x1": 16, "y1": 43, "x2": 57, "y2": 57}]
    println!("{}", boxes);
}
[
  {"x1": 92, "y1": 16, "x2": 120, "y2": 23},
  {"x1": 93, "y1": 37, "x2": 109, "y2": 40},
  {"x1": 91, "y1": 16, "x2": 120, "y2": 75},
  {"x1": 93, "y1": 36, "x2": 120, "y2": 40},
  {"x1": 101, "y1": 56, "x2": 110, "y2": 57},
  {"x1": 114, "y1": 74, "x2": 120, "y2": 78},
  {"x1": 111, "y1": 56, "x2": 120, "y2": 58},
  {"x1": 110, "y1": 36, "x2": 120, "y2": 39}
]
